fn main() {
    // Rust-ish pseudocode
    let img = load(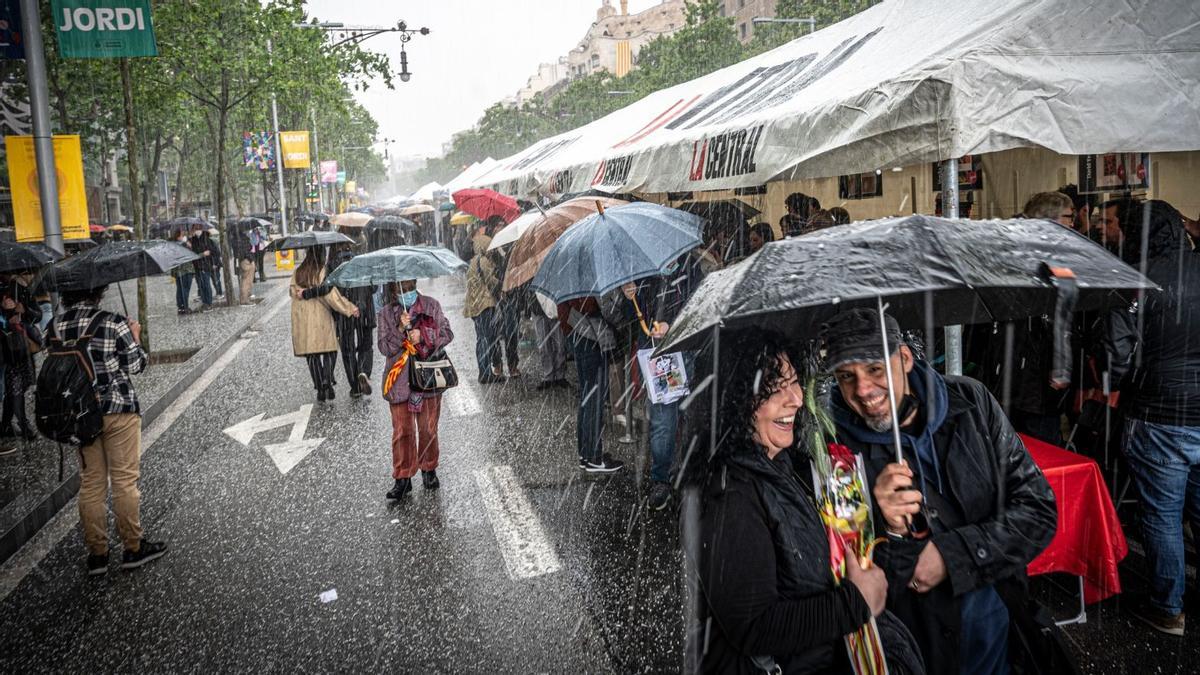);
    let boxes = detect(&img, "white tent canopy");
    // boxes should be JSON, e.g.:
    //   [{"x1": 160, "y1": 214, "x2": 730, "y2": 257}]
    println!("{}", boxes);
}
[
  {"x1": 470, "y1": 0, "x2": 1200, "y2": 197},
  {"x1": 445, "y1": 157, "x2": 500, "y2": 194},
  {"x1": 410, "y1": 181, "x2": 443, "y2": 202}
]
